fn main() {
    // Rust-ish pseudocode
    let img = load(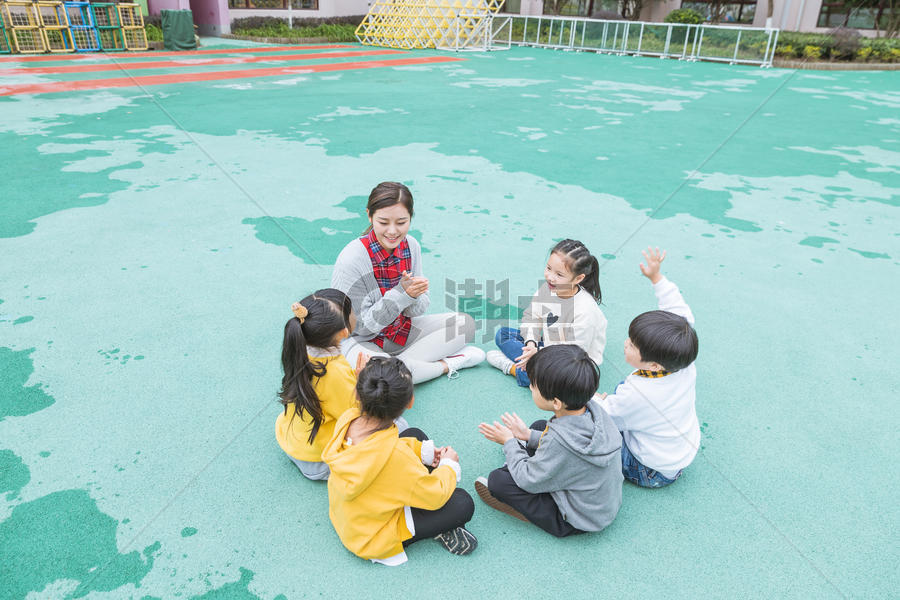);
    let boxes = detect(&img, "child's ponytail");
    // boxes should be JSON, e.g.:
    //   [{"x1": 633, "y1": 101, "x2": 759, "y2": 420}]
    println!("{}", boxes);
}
[
  {"x1": 278, "y1": 289, "x2": 353, "y2": 444},
  {"x1": 551, "y1": 239, "x2": 602, "y2": 303}
]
